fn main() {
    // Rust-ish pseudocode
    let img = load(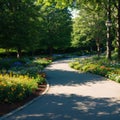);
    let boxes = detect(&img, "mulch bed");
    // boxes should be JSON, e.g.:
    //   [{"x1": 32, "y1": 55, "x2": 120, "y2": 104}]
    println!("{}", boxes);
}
[{"x1": 0, "y1": 83, "x2": 47, "y2": 117}]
